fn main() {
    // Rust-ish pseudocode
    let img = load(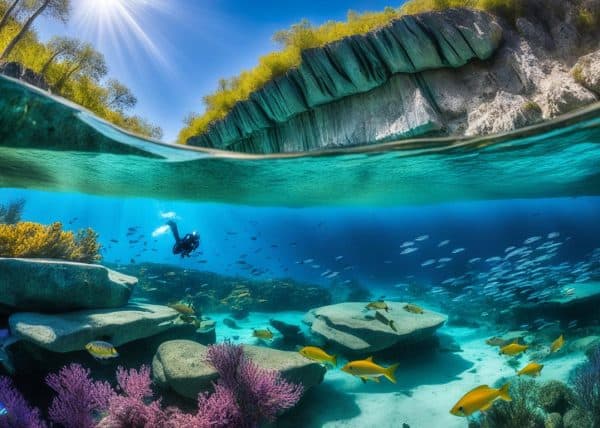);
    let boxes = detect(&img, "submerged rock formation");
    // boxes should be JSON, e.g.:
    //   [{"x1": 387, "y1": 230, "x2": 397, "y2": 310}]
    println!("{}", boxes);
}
[
  {"x1": 304, "y1": 302, "x2": 446, "y2": 354},
  {"x1": 152, "y1": 340, "x2": 325, "y2": 400},
  {"x1": 0, "y1": 258, "x2": 136, "y2": 312},
  {"x1": 9, "y1": 303, "x2": 180, "y2": 353},
  {"x1": 187, "y1": 2, "x2": 600, "y2": 153}
]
